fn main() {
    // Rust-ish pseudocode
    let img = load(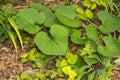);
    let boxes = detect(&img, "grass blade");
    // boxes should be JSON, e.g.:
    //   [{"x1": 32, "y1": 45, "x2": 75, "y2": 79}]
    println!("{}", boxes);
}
[{"x1": 8, "y1": 17, "x2": 23, "y2": 50}]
